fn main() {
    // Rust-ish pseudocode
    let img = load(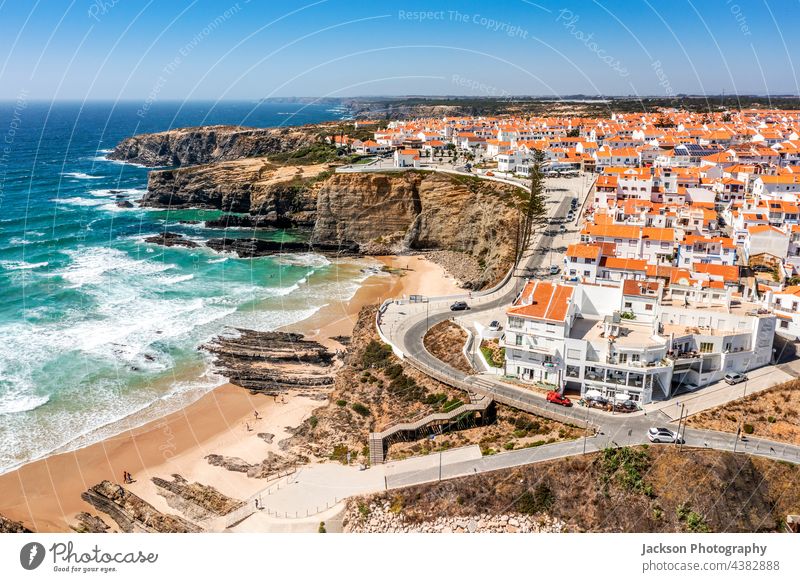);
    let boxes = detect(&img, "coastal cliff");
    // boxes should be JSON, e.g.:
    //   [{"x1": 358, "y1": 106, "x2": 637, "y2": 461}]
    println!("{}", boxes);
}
[
  {"x1": 116, "y1": 126, "x2": 523, "y2": 288},
  {"x1": 312, "y1": 172, "x2": 520, "y2": 287},
  {"x1": 141, "y1": 159, "x2": 327, "y2": 223},
  {"x1": 108, "y1": 124, "x2": 322, "y2": 167}
]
